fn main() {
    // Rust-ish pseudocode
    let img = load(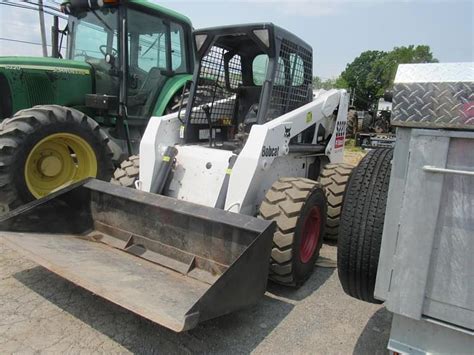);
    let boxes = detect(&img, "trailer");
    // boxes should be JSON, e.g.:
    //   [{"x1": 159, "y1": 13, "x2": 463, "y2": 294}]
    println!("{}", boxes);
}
[{"x1": 338, "y1": 62, "x2": 474, "y2": 353}]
